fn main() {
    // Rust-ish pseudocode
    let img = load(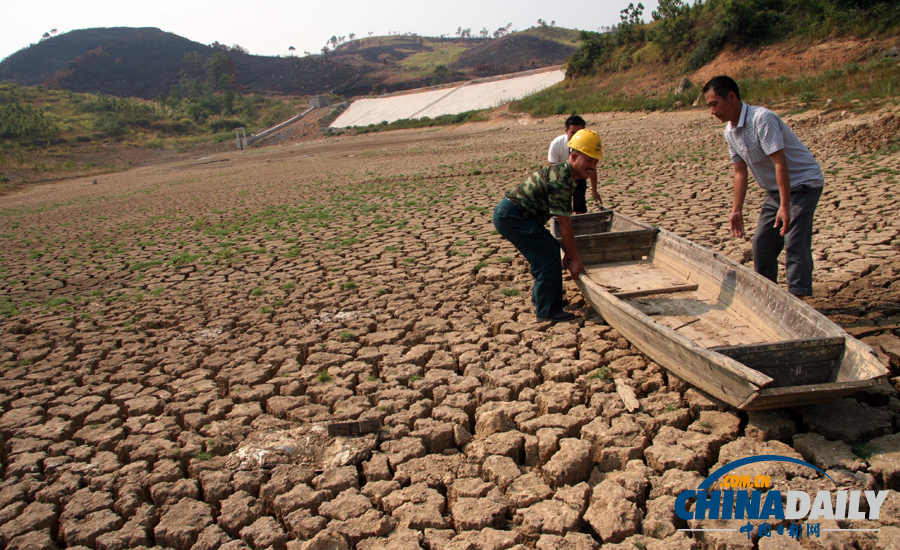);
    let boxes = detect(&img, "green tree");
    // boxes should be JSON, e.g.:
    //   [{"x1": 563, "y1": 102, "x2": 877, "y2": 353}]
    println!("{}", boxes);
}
[
  {"x1": 207, "y1": 52, "x2": 236, "y2": 91},
  {"x1": 432, "y1": 65, "x2": 451, "y2": 85},
  {"x1": 650, "y1": 0, "x2": 693, "y2": 59},
  {"x1": 617, "y1": 2, "x2": 646, "y2": 45},
  {"x1": 567, "y1": 31, "x2": 615, "y2": 77}
]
